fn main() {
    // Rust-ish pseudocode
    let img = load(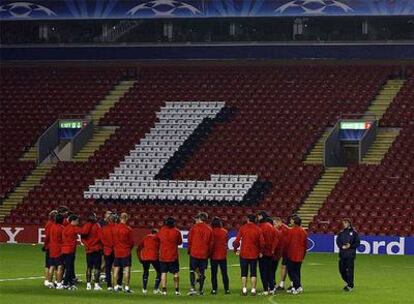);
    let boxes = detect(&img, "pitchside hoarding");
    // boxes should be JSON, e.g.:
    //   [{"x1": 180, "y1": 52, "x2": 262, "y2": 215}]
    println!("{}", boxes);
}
[{"x1": 1, "y1": 225, "x2": 413, "y2": 255}]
